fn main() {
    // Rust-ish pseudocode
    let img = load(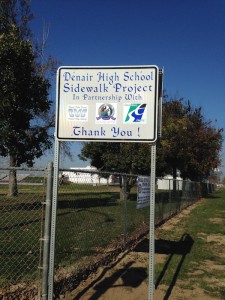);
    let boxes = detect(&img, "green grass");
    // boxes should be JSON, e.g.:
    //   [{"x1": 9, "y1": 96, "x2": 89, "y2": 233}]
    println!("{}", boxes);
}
[
  {"x1": 0, "y1": 183, "x2": 45, "y2": 195},
  {"x1": 20, "y1": 176, "x2": 46, "y2": 183},
  {"x1": 155, "y1": 189, "x2": 225, "y2": 299},
  {"x1": 0, "y1": 213, "x2": 42, "y2": 285},
  {"x1": 0, "y1": 185, "x2": 45, "y2": 286}
]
